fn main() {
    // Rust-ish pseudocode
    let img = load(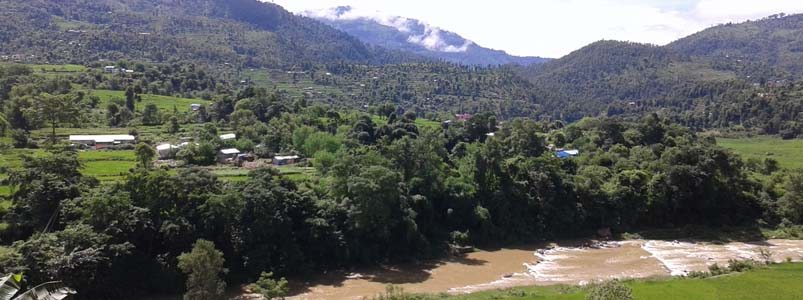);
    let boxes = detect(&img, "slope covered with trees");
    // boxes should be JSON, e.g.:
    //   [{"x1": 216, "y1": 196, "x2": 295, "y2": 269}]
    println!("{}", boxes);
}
[
  {"x1": 0, "y1": 0, "x2": 418, "y2": 67},
  {"x1": 520, "y1": 14, "x2": 803, "y2": 138}
]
